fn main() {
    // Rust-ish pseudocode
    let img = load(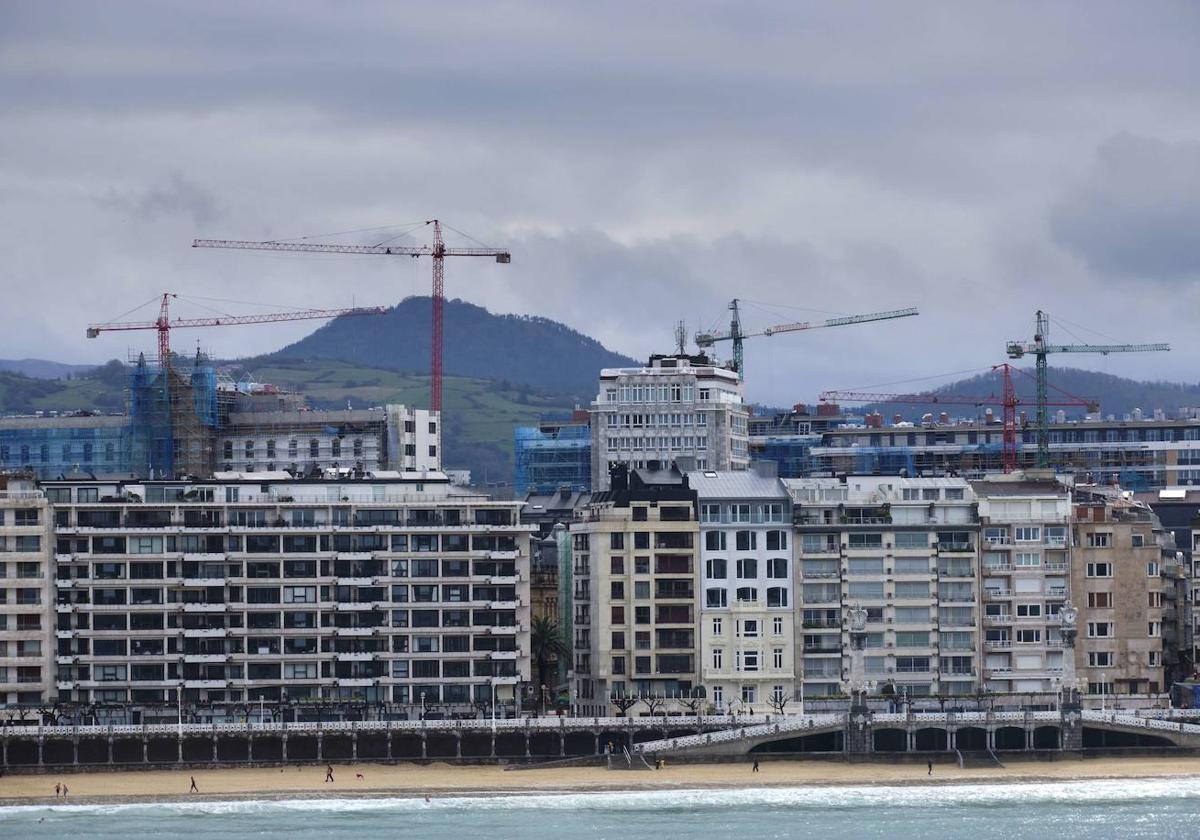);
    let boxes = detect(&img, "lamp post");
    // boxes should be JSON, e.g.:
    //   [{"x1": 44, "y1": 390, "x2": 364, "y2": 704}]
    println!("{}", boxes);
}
[
  {"x1": 177, "y1": 684, "x2": 184, "y2": 736},
  {"x1": 420, "y1": 691, "x2": 426, "y2": 722},
  {"x1": 491, "y1": 681, "x2": 497, "y2": 733}
]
